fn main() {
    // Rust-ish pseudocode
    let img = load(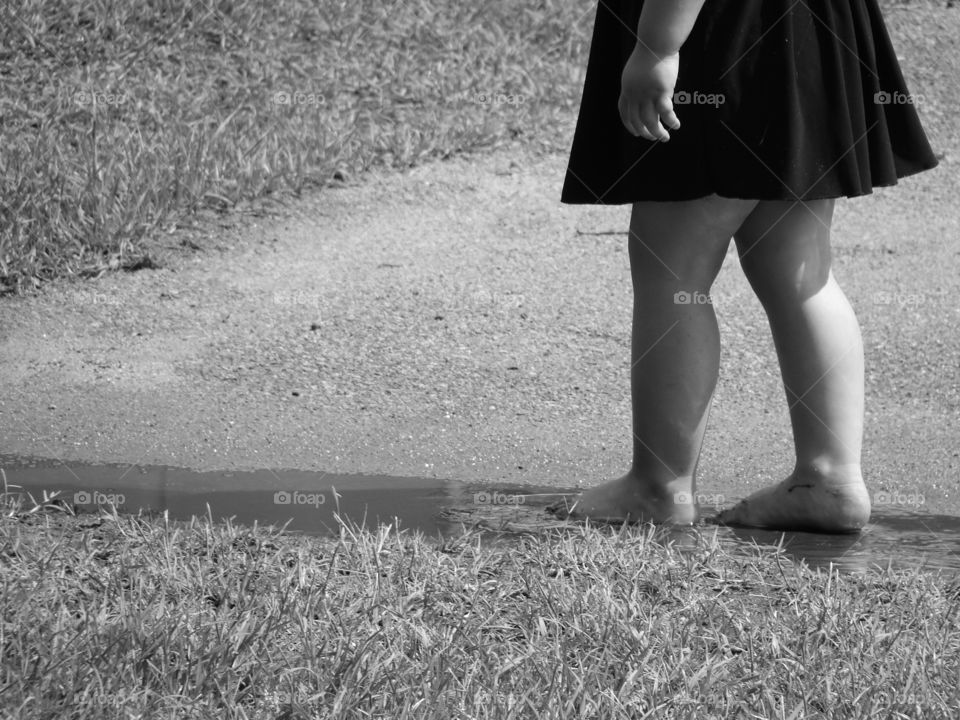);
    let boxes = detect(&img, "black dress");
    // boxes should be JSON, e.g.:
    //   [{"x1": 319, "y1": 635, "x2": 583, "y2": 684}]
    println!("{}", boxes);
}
[{"x1": 561, "y1": 0, "x2": 940, "y2": 203}]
